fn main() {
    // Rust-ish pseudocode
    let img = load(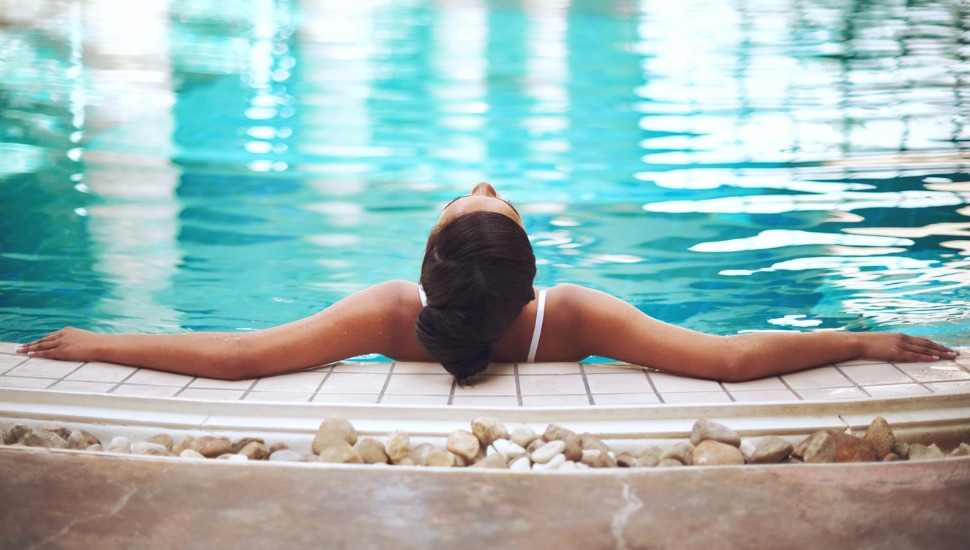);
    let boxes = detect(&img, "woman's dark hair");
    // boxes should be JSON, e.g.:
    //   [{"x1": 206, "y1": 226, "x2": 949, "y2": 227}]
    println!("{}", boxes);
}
[{"x1": 417, "y1": 211, "x2": 537, "y2": 383}]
